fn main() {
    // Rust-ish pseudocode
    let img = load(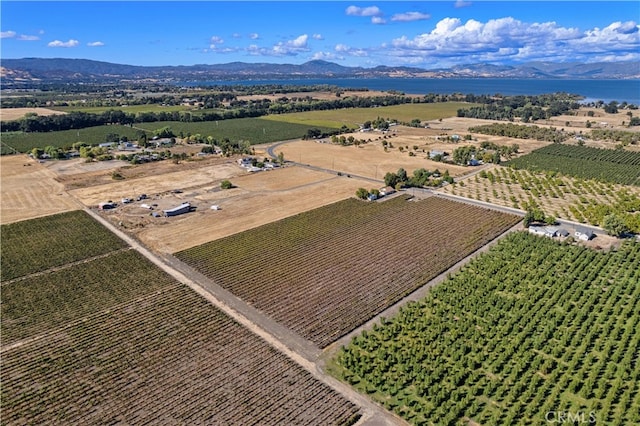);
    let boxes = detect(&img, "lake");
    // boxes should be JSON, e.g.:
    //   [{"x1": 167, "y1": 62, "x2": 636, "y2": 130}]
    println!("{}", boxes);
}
[{"x1": 182, "y1": 78, "x2": 640, "y2": 105}]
